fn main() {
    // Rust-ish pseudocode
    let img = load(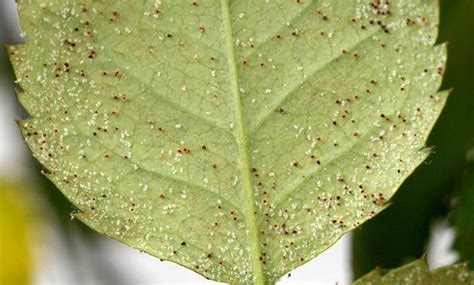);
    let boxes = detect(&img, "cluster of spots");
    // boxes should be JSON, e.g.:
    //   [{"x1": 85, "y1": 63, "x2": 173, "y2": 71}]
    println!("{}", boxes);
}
[
  {"x1": 231, "y1": 0, "x2": 445, "y2": 281},
  {"x1": 11, "y1": 0, "x2": 257, "y2": 283},
  {"x1": 10, "y1": 0, "x2": 446, "y2": 284}
]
